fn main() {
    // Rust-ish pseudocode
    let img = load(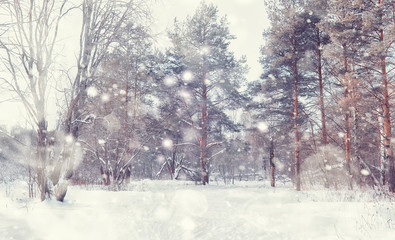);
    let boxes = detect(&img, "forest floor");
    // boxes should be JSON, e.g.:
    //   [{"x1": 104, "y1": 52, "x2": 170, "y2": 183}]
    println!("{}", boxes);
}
[{"x1": 1, "y1": 180, "x2": 395, "y2": 240}]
